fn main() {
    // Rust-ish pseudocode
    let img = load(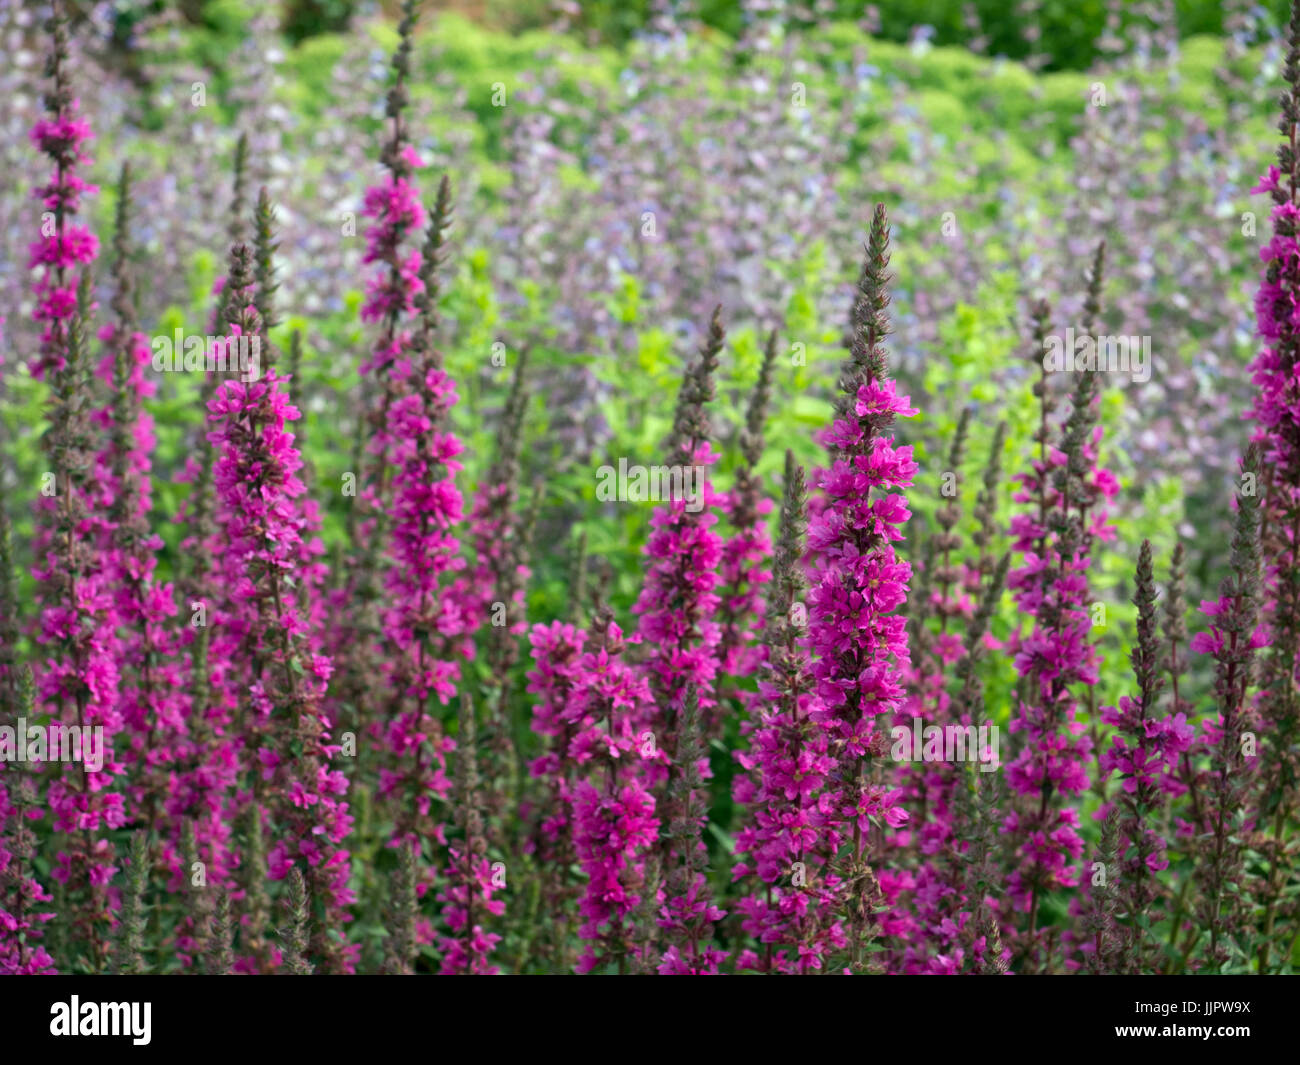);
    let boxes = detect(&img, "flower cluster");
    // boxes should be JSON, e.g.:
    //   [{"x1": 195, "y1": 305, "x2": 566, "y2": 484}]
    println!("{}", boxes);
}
[
  {"x1": 806, "y1": 210, "x2": 916, "y2": 970},
  {"x1": 1001, "y1": 268, "x2": 1118, "y2": 968},
  {"x1": 9, "y1": 0, "x2": 1300, "y2": 979},
  {"x1": 732, "y1": 451, "x2": 845, "y2": 972}
]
